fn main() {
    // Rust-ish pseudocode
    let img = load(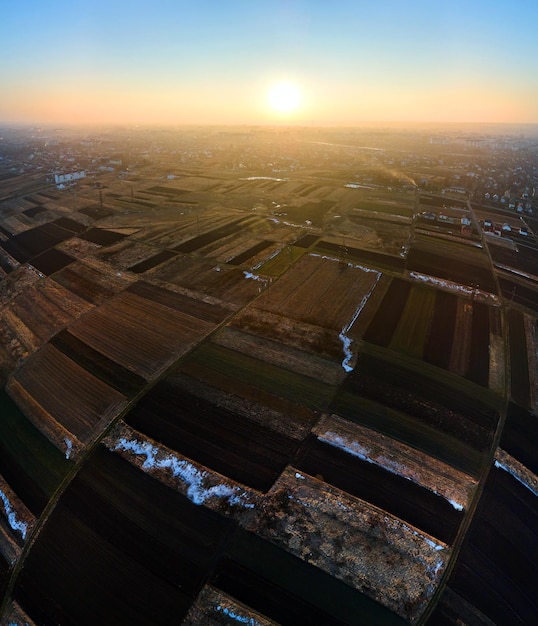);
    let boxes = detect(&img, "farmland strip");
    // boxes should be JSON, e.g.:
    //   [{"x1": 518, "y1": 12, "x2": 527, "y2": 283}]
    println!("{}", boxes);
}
[
  {"x1": 449, "y1": 468, "x2": 538, "y2": 625},
  {"x1": 125, "y1": 383, "x2": 299, "y2": 491},
  {"x1": 127, "y1": 281, "x2": 229, "y2": 324},
  {"x1": 500, "y1": 402, "x2": 538, "y2": 475},
  {"x1": 52, "y1": 330, "x2": 146, "y2": 397},
  {"x1": 52, "y1": 266, "x2": 117, "y2": 305},
  {"x1": 228, "y1": 240, "x2": 273, "y2": 266},
  {"x1": 466, "y1": 302, "x2": 490, "y2": 387},
  {"x1": 11, "y1": 345, "x2": 127, "y2": 442},
  {"x1": 507, "y1": 308, "x2": 531, "y2": 407},
  {"x1": 298, "y1": 437, "x2": 462, "y2": 543},
  {"x1": 363, "y1": 278, "x2": 411, "y2": 347},
  {"x1": 215, "y1": 529, "x2": 407, "y2": 626},
  {"x1": 128, "y1": 250, "x2": 178, "y2": 274},
  {"x1": 0, "y1": 390, "x2": 70, "y2": 515},
  {"x1": 389, "y1": 285, "x2": 436, "y2": 358},
  {"x1": 423, "y1": 290, "x2": 458, "y2": 369}
]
